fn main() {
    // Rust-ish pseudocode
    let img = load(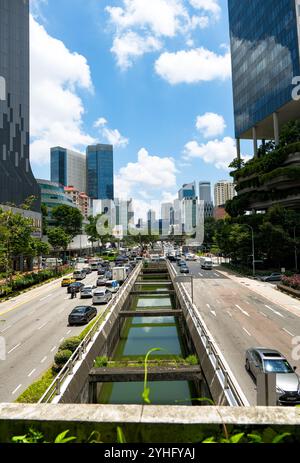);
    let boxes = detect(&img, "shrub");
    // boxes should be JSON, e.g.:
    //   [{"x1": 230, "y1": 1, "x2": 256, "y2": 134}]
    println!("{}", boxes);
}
[
  {"x1": 54, "y1": 349, "x2": 72, "y2": 367},
  {"x1": 185, "y1": 355, "x2": 198, "y2": 365},
  {"x1": 16, "y1": 369, "x2": 55, "y2": 403},
  {"x1": 94, "y1": 356, "x2": 108, "y2": 368},
  {"x1": 58, "y1": 337, "x2": 81, "y2": 353}
]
